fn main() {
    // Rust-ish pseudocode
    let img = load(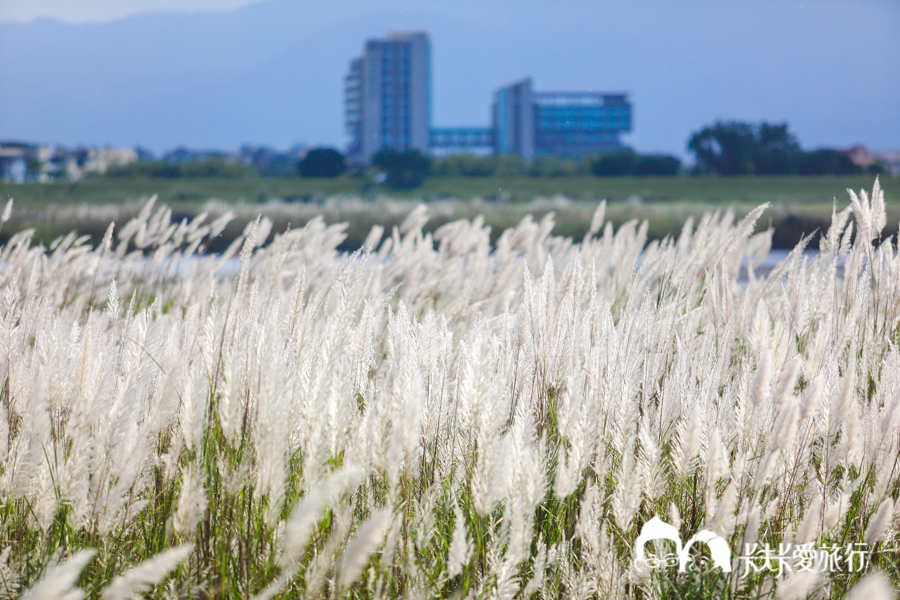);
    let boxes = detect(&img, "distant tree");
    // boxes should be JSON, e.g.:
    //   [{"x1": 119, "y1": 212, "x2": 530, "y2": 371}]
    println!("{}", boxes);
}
[
  {"x1": 590, "y1": 150, "x2": 638, "y2": 177},
  {"x1": 796, "y1": 149, "x2": 863, "y2": 175},
  {"x1": 372, "y1": 149, "x2": 430, "y2": 188},
  {"x1": 754, "y1": 123, "x2": 802, "y2": 175},
  {"x1": 135, "y1": 146, "x2": 156, "y2": 161},
  {"x1": 107, "y1": 157, "x2": 251, "y2": 178},
  {"x1": 492, "y1": 155, "x2": 527, "y2": 177},
  {"x1": 298, "y1": 148, "x2": 346, "y2": 178},
  {"x1": 688, "y1": 120, "x2": 805, "y2": 176},
  {"x1": 578, "y1": 154, "x2": 600, "y2": 175},
  {"x1": 433, "y1": 154, "x2": 495, "y2": 177},
  {"x1": 688, "y1": 121, "x2": 757, "y2": 175},
  {"x1": 180, "y1": 156, "x2": 250, "y2": 178},
  {"x1": 530, "y1": 155, "x2": 577, "y2": 177},
  {"x1": 868, "y1": 161, "x2": 889, "y2": 176},
  {"x1": 635, "y1": 154, "x2": 681, "y2": 176},
  {"x1": 261, "y1": 155, "x2": 300, "y2": 178}
]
